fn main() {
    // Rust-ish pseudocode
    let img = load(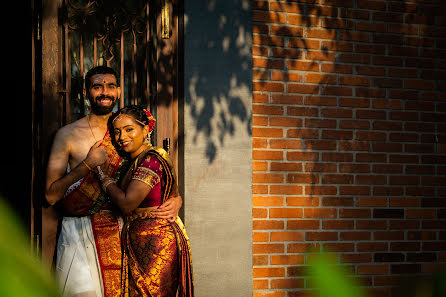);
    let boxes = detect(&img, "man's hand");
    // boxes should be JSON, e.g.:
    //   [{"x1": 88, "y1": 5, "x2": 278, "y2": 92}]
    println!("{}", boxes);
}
[{"x1": 152, "y1": 195, "x2": 183, "y2": 222}]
